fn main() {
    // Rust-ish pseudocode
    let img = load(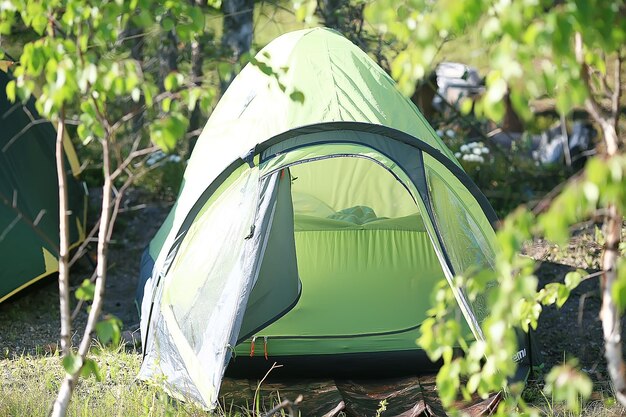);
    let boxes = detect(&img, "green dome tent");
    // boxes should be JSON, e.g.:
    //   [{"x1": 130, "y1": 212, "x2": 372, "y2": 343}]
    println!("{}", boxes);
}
[
  {"x1": 137, "y1": 28, "x2": 533, "y2": 409},
  {"x1": 0, "y1": 66, "x2": 87, "y2": 303}
]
